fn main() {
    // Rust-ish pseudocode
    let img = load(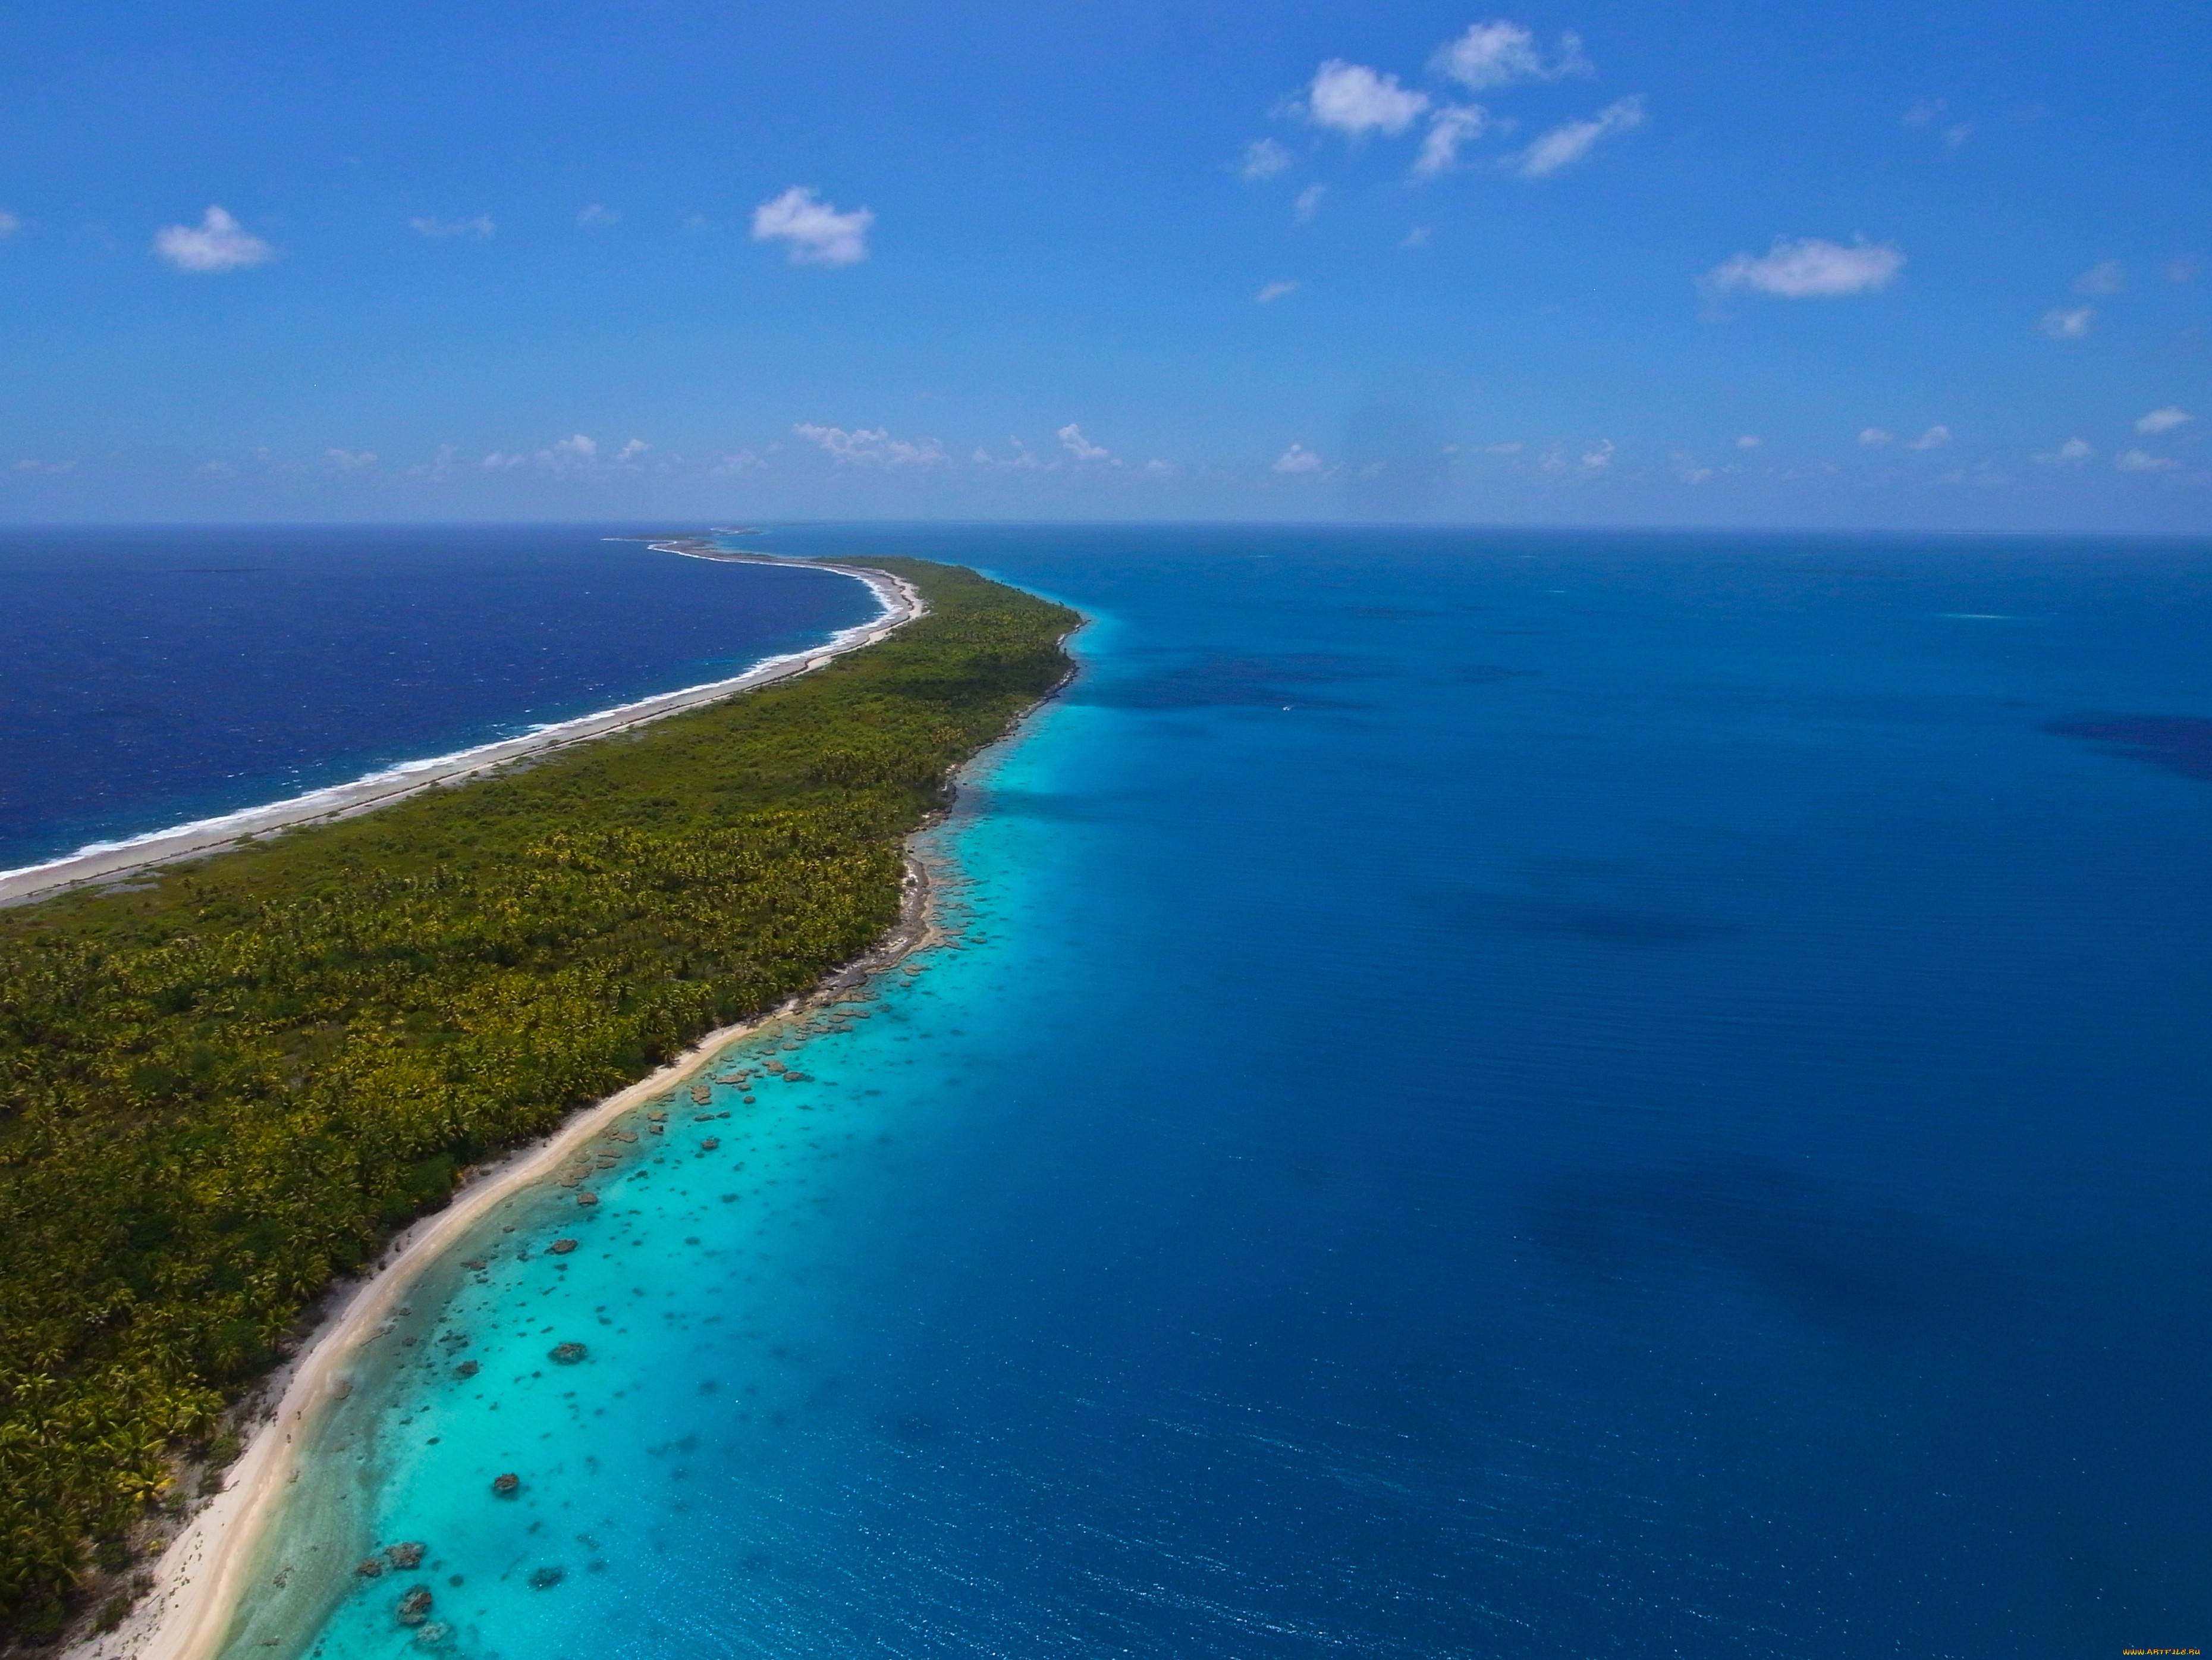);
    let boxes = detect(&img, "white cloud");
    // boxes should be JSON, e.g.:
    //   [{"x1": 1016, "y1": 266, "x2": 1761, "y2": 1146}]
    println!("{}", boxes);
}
[
  {"x1": 1255, "y1": 281, "x2": 1298, "y2": 303},
  {"x1": 1482, "y1": 441, "x2": 1523, "y2": 454},
  {"x1": 1736, "y1": 434, "x2": 1762, "y2": 448},
  {"x1": 1858, "y1": 427, "x2": 1895, "y2": 447},
  {"x1": 1058, "y1": 423, "x2": 1116, "y2": 463},
  {"x1": 481, "y1": 452, "x2": 526, "y2": 469},
  {"x1": 2136, "y1": 406, "x2": 2193, "y2": 435},
  {"x1": 2034, "y1": 437, "x2": 2093, "y2": 463},
  {"x1": 519, "y1": 434, "x2": 605, "y2": 471},
  {"x1": 2167, "y1": 258, "x2": 2200, "y2": 284},
  {"x1": 1907, "y1": 425, "x2": 1952, "y2": 450},
  {"x1": 153, "y1": 206, "x2": 273, "y2": 272},
  {"x1": 1536, "y1": 438, "x2": 1614, "y2": 476},
  {"x1": 1703, "y1": 236, "x2": 1904, "y2": 298},
  {"x1": 1274, "y1": 443, "x2": 1324, "y2": 473},
  {"x1": 11, "y1": 456, "x2": 75, "y2": 475},
  {"x1": 1400, "y1": 225, "x2": 1431, "y2": 248},
  {"x1": 2115, "y1": 448, "x2": 2180, "y2": 472},
  {"x1": 1144, "y1": 458, "x2": 1177, "y2": 475},
  {"x1": 1241, "y1": 139, "x2": 1293, "y2": 181},
  {"x1": 614, "y1": 438, "x2": 651, "y2": 462},
  {"x1": 1414, "y1": 105, "x2": 1490, "y2": 177},
  {"x1": 1293, "y1": 184, "x2": 1327, "y2": 222},
  {"x1": 1902, "y1": 101, "x2": 1974, "y2": 146},
  {"x1": 752, "y1": 187, "x2": 873, "y2": 266},
  {"x1": 1512, "y1": 97, "x2": 1644, "y2": 178},
  {"x1": 578, "y1": 204, "x2": 620, "y2": 227},
  {"x1": 2038, "y1": 306, "x2": 2092, "y2": 339},
  {"x1": 793, "y1": 423, "x2": 947, "y2": 467},
  {"x1": 0, "y1": 211, "x2": 18, "y2": 239},
  {"x1": 1305, "y1": 61, "x2": 1429, "y2": 136},
  {"x1": 410, "y1": 215, "x2": 495, "y2": 238},
  {"x1": 322, "y1": 448, "x2": 378, "y2": 470},
  {"x1": 2075, "y1": 259, "x2": 2124, "y2": 294},
  {"x1": 1432, "y1": 20, "x2": 1589, "y2": 89}
]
